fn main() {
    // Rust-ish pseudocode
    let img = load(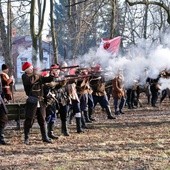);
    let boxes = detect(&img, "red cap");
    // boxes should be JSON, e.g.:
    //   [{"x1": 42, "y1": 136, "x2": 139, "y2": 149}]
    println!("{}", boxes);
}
[
  {"x1": 22, "y1": 62, "x2": 33, "y2": 71},
  {"x1": 41, "y1": 71, "x2": 48, "y2": 77},
  {"x1": 50, "y1": 64, "x2": 59, "y2": 70}
]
